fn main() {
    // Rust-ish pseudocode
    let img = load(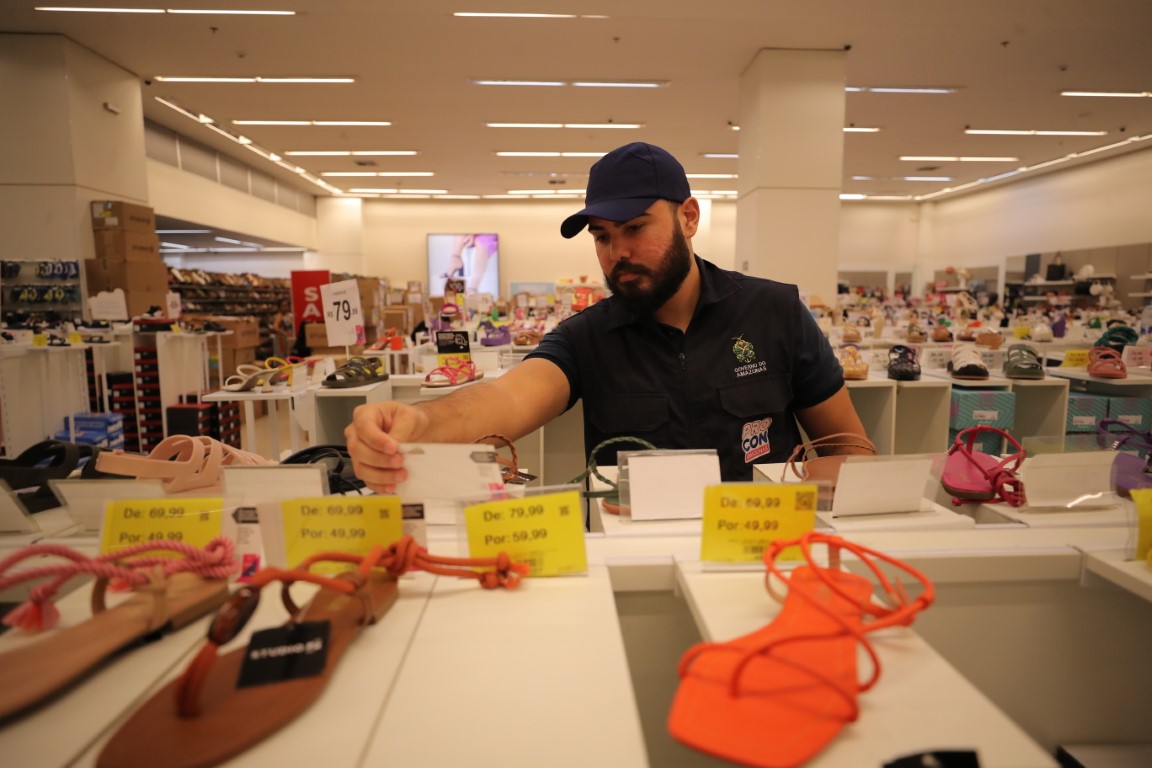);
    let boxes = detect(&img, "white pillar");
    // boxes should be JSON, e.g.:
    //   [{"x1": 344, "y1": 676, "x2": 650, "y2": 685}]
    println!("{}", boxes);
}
[{"x1": 735, "y1": 48, "x2": 847, "y2": 306}]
